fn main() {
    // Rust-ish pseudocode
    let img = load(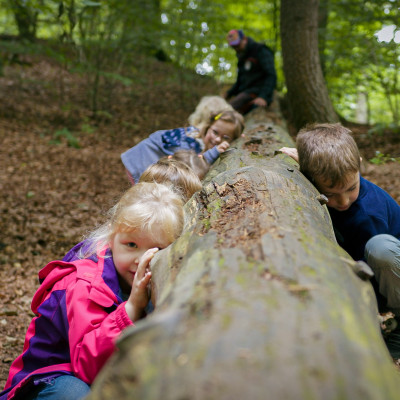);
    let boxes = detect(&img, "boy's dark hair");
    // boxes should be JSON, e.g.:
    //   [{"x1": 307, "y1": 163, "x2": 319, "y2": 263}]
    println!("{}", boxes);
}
[{"x1": 296, "y1": 123, "x2": 361, "y2": 187}]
